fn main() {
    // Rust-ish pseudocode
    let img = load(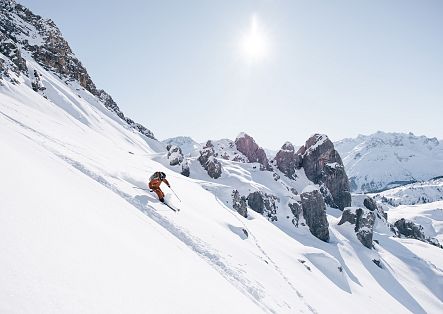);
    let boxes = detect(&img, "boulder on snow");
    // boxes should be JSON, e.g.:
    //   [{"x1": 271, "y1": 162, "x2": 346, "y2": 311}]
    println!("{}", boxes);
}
[
  {"x1": 247, "y1": 191, "x2": 278, "y2": 221},
  {"x1": 393, "y1": 219, "x2": 442, "y2": 248},
  {"x1": 198, "y1": 141, "x2": 222, "y2": 179},
  {"x1": 31, "y1": 70, "x2": 45, "y2": 92},
  {"x1": 273, "y1": 142, "x2": 302, "y2": 180},
  {"x1": 338, "y1": 207, "x2": 375, "y2": 249},
  {"x1": 232, "y1": 190, "x2": 248, "y2": 217},
  {"x1": 235, "y1": 133, "x2": 272, "y2": 171},
  {"x1": 300, "y1": 134, "x2": 351, "y2": 210},
  {"x1": 166, "y1": 144, "x2": 184, "y2": 166},
  {"x1": 300, "y1": 190, "x2": 330, "y2": 242},
  {"x1": 288, "y1": 201, "x2": 303, "y2": 227},
  {"x1": 363, "y1": 196, "x2": 378, "y2": 211},
  {"x1": 393, "y1": 218, "x2": 425, "y2": 241},
  {"x1": 181, "y1": 159, "x2": 190, "y2": 177},
  {"x1": 352, "y1": 194, "x2": 387, "y2": 221}
]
